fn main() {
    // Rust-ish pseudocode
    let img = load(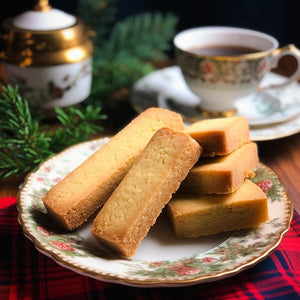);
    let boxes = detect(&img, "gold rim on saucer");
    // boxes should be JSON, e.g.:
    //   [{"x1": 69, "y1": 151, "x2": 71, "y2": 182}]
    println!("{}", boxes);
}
[{"x1": 196, "y1": 106, "x2": 238, "y2": 118}]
